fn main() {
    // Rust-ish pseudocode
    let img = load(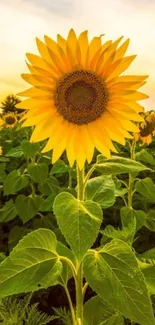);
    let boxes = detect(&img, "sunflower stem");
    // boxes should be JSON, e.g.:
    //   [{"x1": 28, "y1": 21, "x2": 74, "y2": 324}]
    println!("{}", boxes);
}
[
  {"x1": 75, "y1": 165, "x2": 85, "y2": 325},
  {"x1": 75, "y1": 262, "x2": 83, "y2": 325},
  {"x1": 77, "y1": 166, "x2": 85, "y2": 201}
]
